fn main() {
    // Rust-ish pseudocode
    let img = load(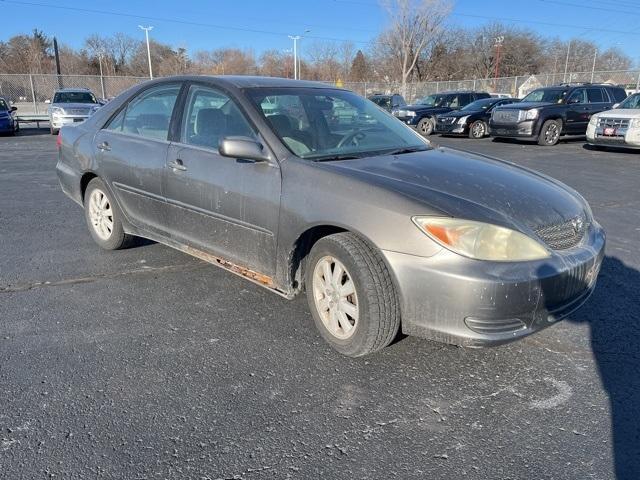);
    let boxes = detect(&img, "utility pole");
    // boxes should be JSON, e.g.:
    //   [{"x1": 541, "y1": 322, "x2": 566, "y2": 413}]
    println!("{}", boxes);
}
[
  {"x1": 563, "y1": 40, "x2": 571, "y2": 83},
  {"x1": 138, "y1": 25, "x2": 154, "y2": 79},
  {"x1": 288, "y1": 35, "x2": 300, "y2": 80},
  {"x1": 53, "y1": 37, "x2": 62, "y2": 88},
  {"x1": 590, "y1": 48, "x2": 598, "y2": 83},
  {"x1": 493, "y1": 36, "x2": 504, "y2": 87}
]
